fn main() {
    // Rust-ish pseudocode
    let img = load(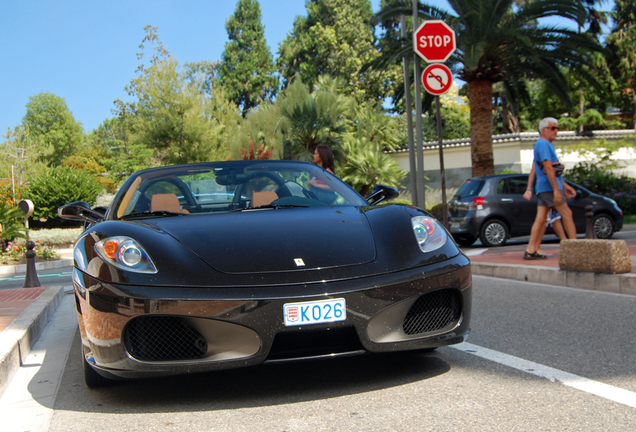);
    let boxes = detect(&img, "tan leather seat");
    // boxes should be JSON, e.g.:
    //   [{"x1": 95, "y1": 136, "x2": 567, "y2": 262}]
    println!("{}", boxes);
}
[
  {"x1": 150, "y1": 193, "x2": 189, "y2": 214},
  {"x1": 252, "y1": 191, "x2": 278, "y2": 207}
]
